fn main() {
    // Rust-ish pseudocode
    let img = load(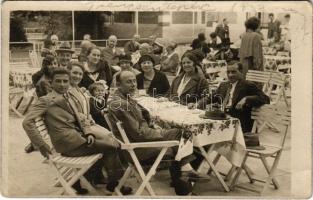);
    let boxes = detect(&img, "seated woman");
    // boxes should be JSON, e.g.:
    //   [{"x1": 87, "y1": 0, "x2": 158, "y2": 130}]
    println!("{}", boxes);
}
[
  {"x1": 160, "y1": 42, "x2": 179, "y2": 76},
  {"x1": 79, "y1": 46, "x2": 113, "y2": 90},
  {"x1": 167, "y1": 52, "x2": 210, "y2": 109},
  {"x1": 111, "y1": 54, "x2": 141, "y2": 88},
  {"x1": 136, "y1": 54, "x2": 170, "y2": 97}
]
